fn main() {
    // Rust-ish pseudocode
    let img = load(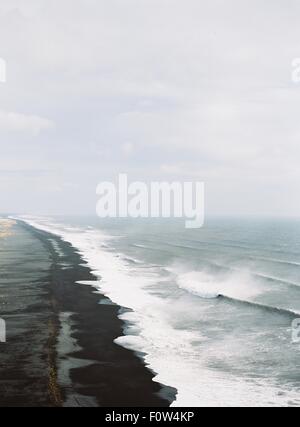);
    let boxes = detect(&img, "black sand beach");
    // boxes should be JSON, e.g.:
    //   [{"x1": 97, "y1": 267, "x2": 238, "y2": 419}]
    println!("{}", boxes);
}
[{"x1": 0, "y1": 221, "x2": 176, "y2": 407}]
